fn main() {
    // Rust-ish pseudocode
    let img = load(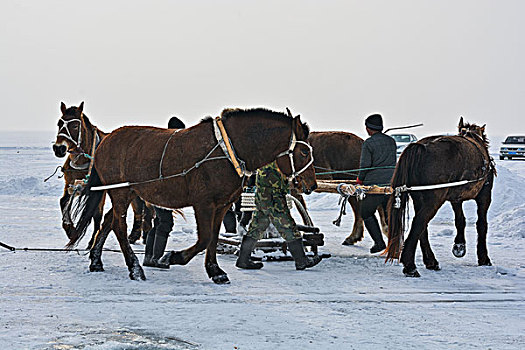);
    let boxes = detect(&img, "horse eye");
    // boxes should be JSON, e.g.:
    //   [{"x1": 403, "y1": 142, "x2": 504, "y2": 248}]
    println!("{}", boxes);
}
[{"x1": 301, "y1": 149, "x2": 309, "y2": 157}]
